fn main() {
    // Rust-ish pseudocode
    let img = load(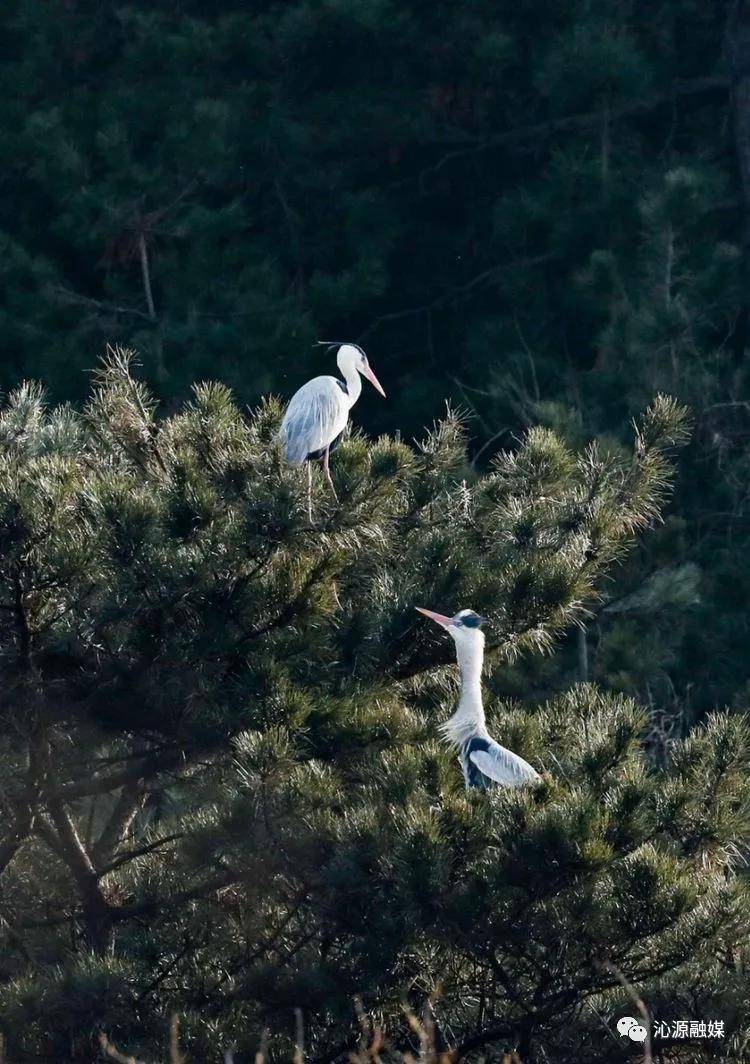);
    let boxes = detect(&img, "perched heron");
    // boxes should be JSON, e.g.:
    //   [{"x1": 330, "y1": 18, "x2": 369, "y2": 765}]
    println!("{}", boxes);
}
[
  {"x1": 279, "y1": 342, "x2": 386, "y2": 517},
  {"x1": 416, "y1": 607, "x2": 541, "y2": 790}
]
